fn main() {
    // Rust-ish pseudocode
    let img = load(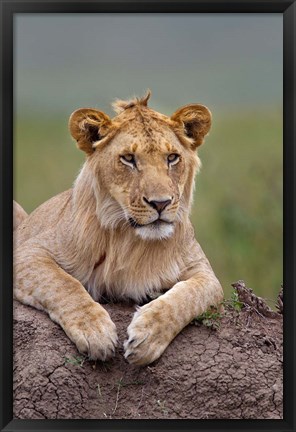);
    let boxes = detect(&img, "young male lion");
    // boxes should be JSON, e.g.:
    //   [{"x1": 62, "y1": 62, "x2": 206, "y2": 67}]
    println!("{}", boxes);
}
[{"x1": 14, "y1": 92, "x2": 223, "y2": 366}]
